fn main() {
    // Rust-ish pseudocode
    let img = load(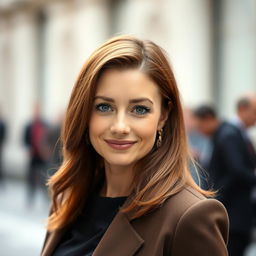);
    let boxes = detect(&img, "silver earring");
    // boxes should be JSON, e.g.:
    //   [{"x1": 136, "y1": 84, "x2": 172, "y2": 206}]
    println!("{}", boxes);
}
[{"x1": 157, "y1": 129, "x2": 163, "y2": 148}]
